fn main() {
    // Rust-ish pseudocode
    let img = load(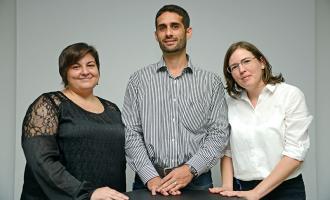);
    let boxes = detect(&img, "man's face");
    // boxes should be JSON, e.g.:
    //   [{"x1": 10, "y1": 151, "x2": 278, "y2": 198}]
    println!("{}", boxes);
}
[{"x1": 155, "y1": 12, "x2": 191, "y2": 54}]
